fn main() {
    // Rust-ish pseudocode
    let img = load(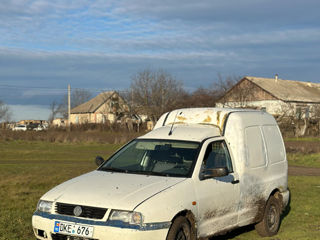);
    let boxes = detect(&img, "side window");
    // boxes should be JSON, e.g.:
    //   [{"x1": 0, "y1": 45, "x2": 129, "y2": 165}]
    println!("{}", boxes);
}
[
  {"x1": 203, "y1": 141, "x2": 233, "y2": 173},
  {"x1": 262, "y1": 125, "x2": 285, "y2": 164}
]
